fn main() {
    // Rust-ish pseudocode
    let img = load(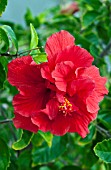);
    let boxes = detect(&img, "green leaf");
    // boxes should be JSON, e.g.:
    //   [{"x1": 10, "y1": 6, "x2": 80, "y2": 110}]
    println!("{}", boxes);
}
[
  {"x1": 0, "y1": 56, "x2": 8, "y2": 89},
  {"x1": 96, "y1": 24, "x2": 109, "y2": 43},
  {"x1": 94, "y1": 138, "x2": 111, "y2": 163},
  {"x1": 0, "y1": 56, "x2": 8, "y2": 73},
  {"x1": 30, "y1": 23, "x2": 38, "y2": 49},
  {"x1": 24, "y1": 9, "x2": 40, "y2": 28},
  {"x1": 91, "y1": 161, "x2": 107, "y2": 170},
  {"x1": 82, "y1": 11, "x2": 99, "y2": 28},
  {"x1": 32, "y1": 52, "x2": 47, "y2": 63},
  {"x1": 7, "y1": 149, "x2": 18, "y2": 170},
  {"x1": 73, "y1": 32, "x2": 91, "y2": 50},
  {"x1": 90, "y1": 44, "x2": 99, "y2": 59},
  {"x1": 0, "y1": 62, "x2": 6, "y2": 89},
  {"x1": 98, "y1": 110, "x2": 111, "y2": 129},
  {"x1": 82, "y1": 149, "x2": 98, "y2": 168},
  {"x1": 0, "y1": 27, "x2": 9, "y2": 53},
  {"x1": 17, "y1": 150, "x2": 32, "y2": 170},
  {"x1": 38, "y1": 131, "x2": 53, "y2": 147},
  {"x1": 12, "y1": 130, "x2": 34, "y2": 150},
  {"x1": 32, "y1": 136, "x2": 67, "y2": 166},
  {"x1": 1, "y1": 25, "x2": 18, "y2": 53},
  {"x1": 81, "y1": 0, "x2": 102, "y2": 10},
  {"x1": 0, "y1": 138, "x2": 10, "y2": 170},
  {"x1": 0, "y1": 0, "x2": 7, "y2": 16},
  {"x1": 60, "y1": 166, "x2": 82, "y2": 170},
  {"x1": 84, "y1": 32, "x2": 99, "y2": 45},
  {"x1": 24, "y1": 8, "x2": 34, "y2": 26},
  {"x1": 32, "y1": 133, "x2": 44, "y2": 147}
]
